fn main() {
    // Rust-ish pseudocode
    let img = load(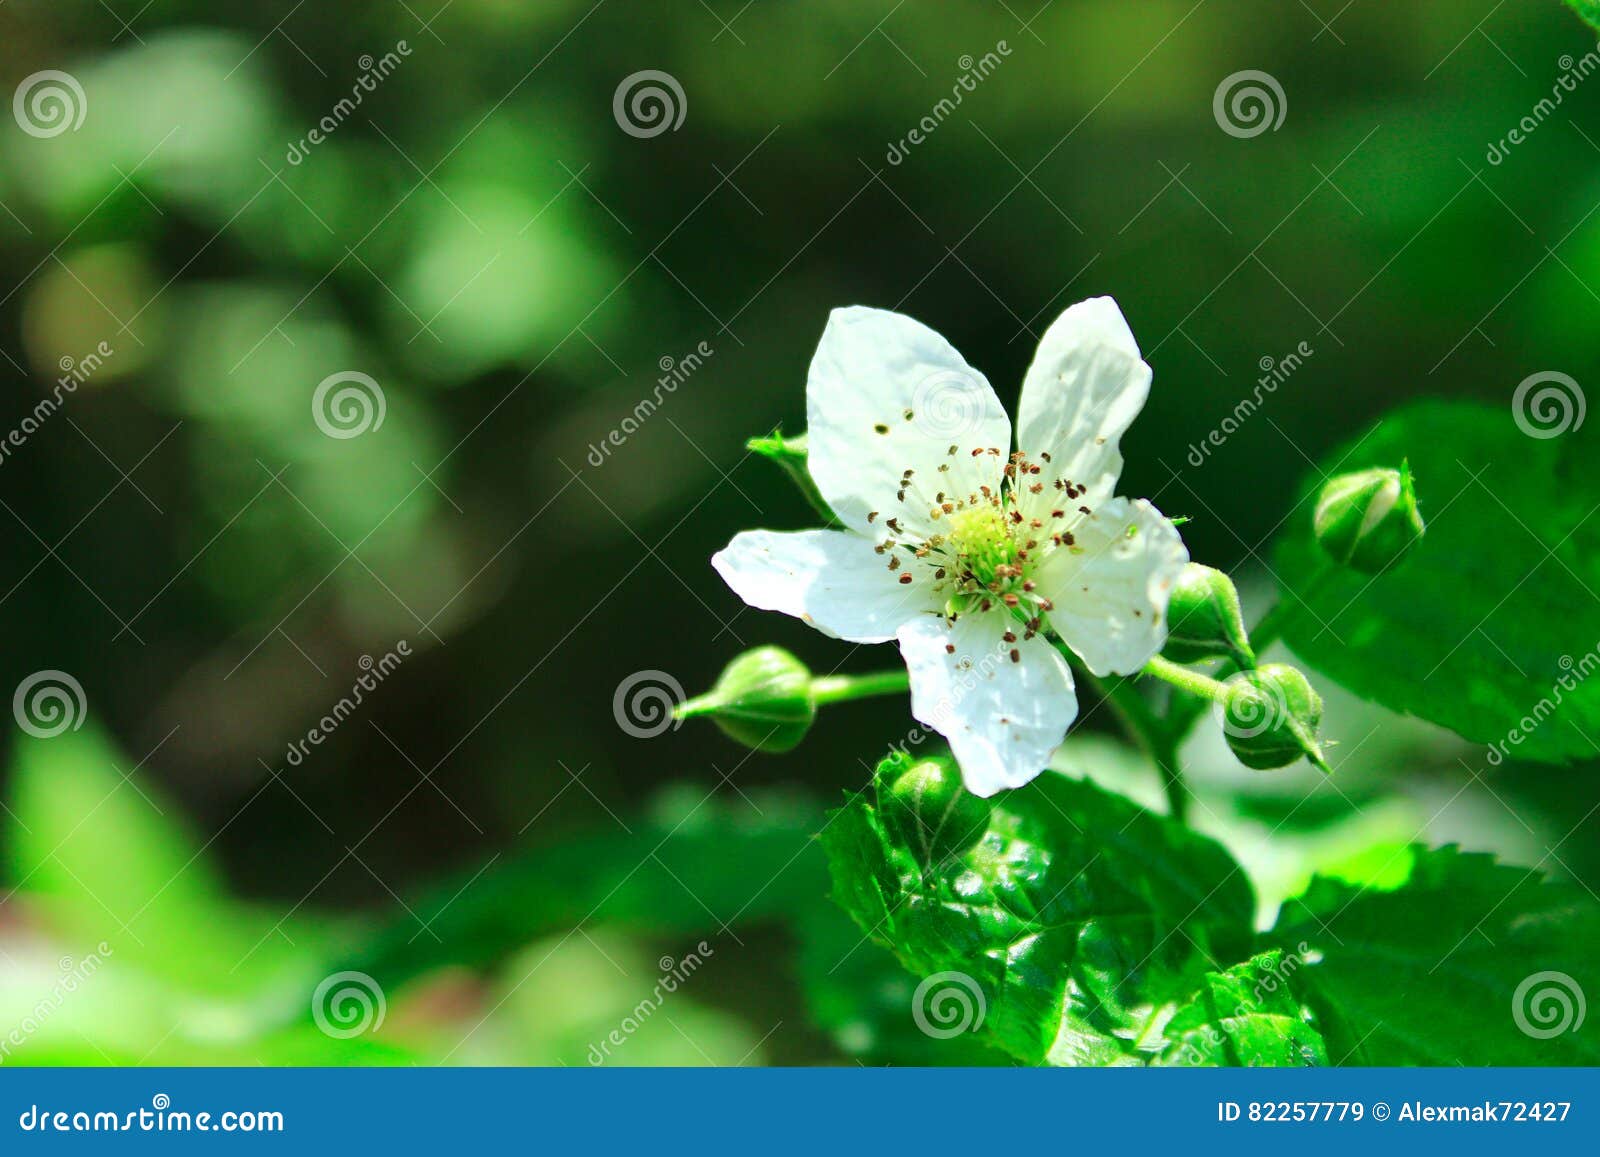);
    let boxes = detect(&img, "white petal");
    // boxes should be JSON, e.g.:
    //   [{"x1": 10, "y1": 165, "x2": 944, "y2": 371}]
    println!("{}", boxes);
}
[
  {"x1": 806, "y1": 307, "x2": 1009, "y2": 540},
  {"x1": 1033, "y1": 498, "x2": 1189, "y2": 677},
  {"x1": 713, "y1": 529, "x2": 937, "y2": 643},
  {"x1": 1015, "y1": 297, "x2": 1151, "y2": 523},
  {"x1": 896, "y1": 613, "x2": 1077, "y2": 798}
]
